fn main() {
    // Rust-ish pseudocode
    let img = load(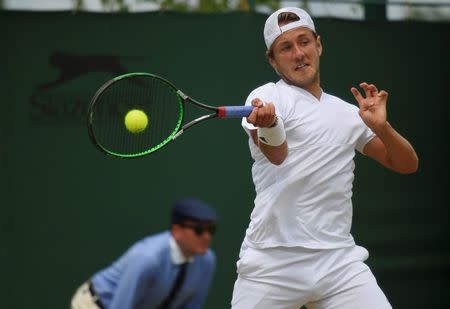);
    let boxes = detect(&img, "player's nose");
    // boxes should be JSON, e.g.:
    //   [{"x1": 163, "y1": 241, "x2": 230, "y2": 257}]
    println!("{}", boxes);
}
[{"x1": 292, "y1": 43, "x2": 305, "y2": 59}]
